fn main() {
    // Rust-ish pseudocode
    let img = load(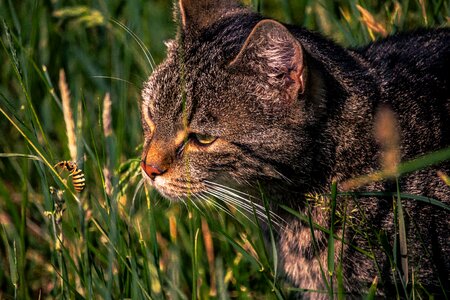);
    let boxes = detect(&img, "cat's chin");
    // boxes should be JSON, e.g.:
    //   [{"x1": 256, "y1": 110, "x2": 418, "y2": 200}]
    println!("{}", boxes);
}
[{"x1": 153, "y1": 187, "x2": 205, "y2": 202}]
